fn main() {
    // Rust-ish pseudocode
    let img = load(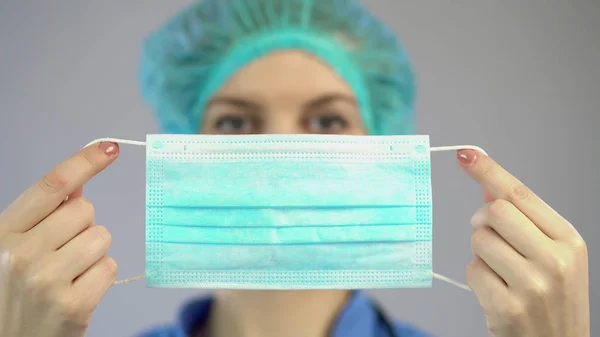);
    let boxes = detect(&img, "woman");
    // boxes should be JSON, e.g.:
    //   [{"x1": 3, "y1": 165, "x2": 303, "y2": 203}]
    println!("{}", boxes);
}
[{"x1": 0, "y1": 0, "x2": 589, "y2": 337}]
